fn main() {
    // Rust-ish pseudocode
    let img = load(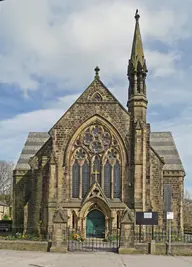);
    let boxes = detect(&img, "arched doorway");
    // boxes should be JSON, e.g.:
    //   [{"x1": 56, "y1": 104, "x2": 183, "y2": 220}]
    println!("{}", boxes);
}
[{"x1": 86, "y1": 209, "x2": 105, "y2": 238}]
